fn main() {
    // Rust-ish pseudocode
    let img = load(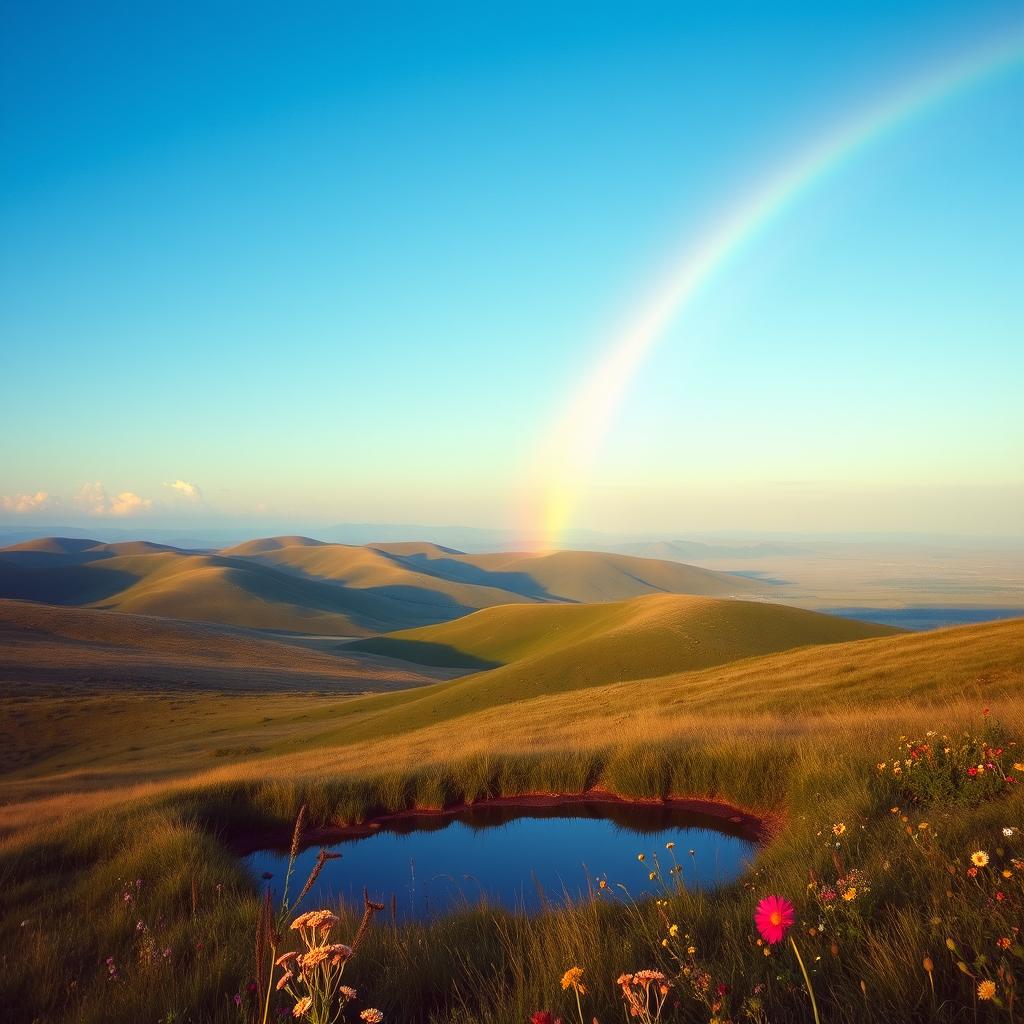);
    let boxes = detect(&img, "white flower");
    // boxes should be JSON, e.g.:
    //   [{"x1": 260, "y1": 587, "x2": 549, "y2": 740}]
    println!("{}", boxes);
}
[{"x1": 1004, "y1": 827, "x2": 1017, "y2": 837}]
